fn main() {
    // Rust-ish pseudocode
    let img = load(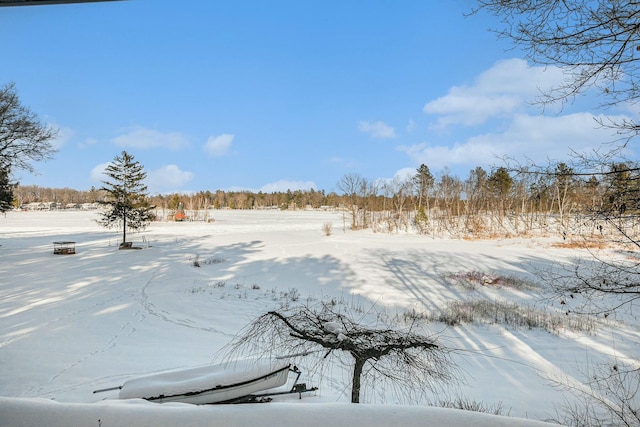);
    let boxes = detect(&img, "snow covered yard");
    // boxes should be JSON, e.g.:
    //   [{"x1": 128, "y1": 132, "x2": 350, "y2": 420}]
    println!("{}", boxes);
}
[
  {"x1": 1, "y1": 397, "x2": 561, "y2": 427},
  {"x1": 1, "y1": 209, "x2": 638, "y2": 426}
]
